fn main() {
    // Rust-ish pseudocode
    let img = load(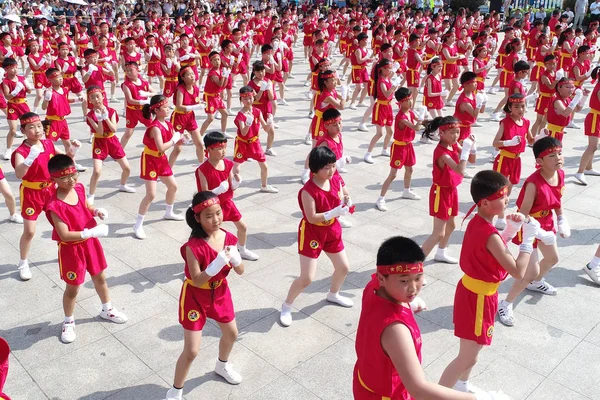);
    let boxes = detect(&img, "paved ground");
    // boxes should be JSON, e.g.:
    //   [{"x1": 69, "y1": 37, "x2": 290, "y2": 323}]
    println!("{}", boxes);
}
[{"x1": 1, "y1": 41, "x2": 600, "y2": 400}]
